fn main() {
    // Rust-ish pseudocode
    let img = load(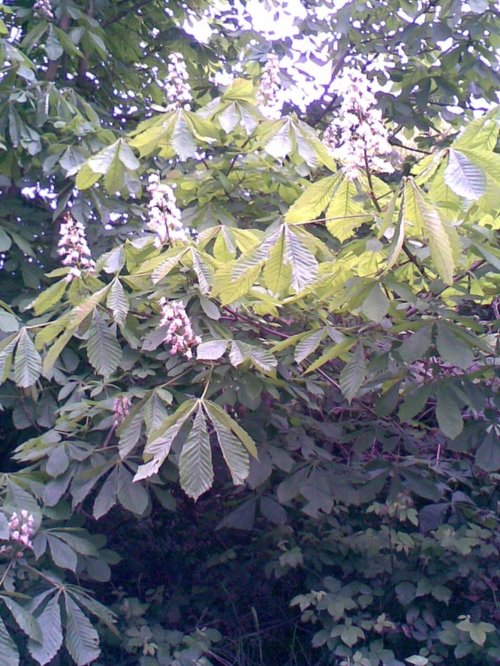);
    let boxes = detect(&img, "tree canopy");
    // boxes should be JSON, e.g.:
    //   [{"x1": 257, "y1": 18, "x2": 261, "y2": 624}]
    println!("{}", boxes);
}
[{"x1": 0, "y1": 0, "x2": 499, "y2": 664}]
